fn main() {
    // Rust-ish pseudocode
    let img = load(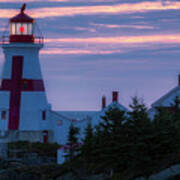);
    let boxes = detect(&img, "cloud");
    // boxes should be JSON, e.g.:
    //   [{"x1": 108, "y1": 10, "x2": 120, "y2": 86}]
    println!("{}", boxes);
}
[
  {"x1": 1, "y1": 1, "x2": 180, "y2": 18},
  {"x1": 29, "y1": 1, "x2": 180, "y2": 18},
  {"x1": 0, "y1": 0, "x2": 115, "y2": 2},
  {"x1": 45, "y1": 34, "x2": 180, "y2": 45},
  {"x1": 0, "y1": 0, "x2": 69, "y2": 2},
  {"x1": 39, "y1": 32, "x2": 180, "y2": 55},
  {"x1": 0, "y1": 9, "x2": 17, "y2": 18},
  {"x1": 73, "y1": 27, "x2": 96, "y2": 33},
  {"x1": 39, "y1": 33, "x2": 180, "y2": 55},
  {"x1": 91, "y1": 23, "x2": 155, "y2": 30},
  {"x1": 47, "y1": 0, "x2": 116, "y2": 1},
  {"x1": 0, "y1": 27, "x2": 6, "y2": 31},
  {"x1": 41, "y1": 48, "x2": 122, "y2": 55}
]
